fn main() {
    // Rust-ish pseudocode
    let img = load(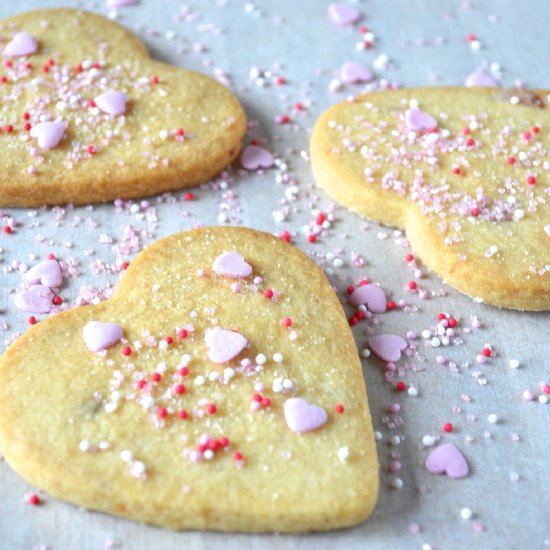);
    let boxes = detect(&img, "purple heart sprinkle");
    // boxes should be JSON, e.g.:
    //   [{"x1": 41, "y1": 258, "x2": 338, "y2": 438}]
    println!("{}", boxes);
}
[
  {"x1": 94, "y1": 90, "x2": 128, "y2": 116},
  {"x1": 205, "y1": 327, "x2": 248, "y2": 364},
  {"x1": 349, "y1": 284, "x2": 386, "y2": 313},
  {"x1": 30, "y1": 121, "x2": 66, "y2": 150},
  {"x1": 340, "y1": 61, "x2": 373, "y2": 84},
  {"x1": 328, "y1": 3, "x2": 360, "y2": 26},
  {"x1": 24, "y1": 259, "x2": 62, "y2": 288},
  {"x1": 83, "y1": 321, "x2": 124, "y2": 352},
  {"x1": 464, "y1": 67, "x2": 498, "y2": 88},
  {"x1": 284, "y1": 398, "x2": 328, "y2": 433},
  {"x1": 240, "y1": 145, "x2": 274, "y2": 170},
  {"x1": 425, "y1": 443, "x2": 469, "y2": 479},
  {"x1": 3, "y1": 32, "x2": 38, "y2": 57},
  {"x1": 13, "y1": 285, "x2": 53, "y2": 314},
  {"x1": 212, "y1": 252, "x2": 252, "y2": 278},
  {"x1": 368, "y1": 334, "x2": 407, "y2": 363}
]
